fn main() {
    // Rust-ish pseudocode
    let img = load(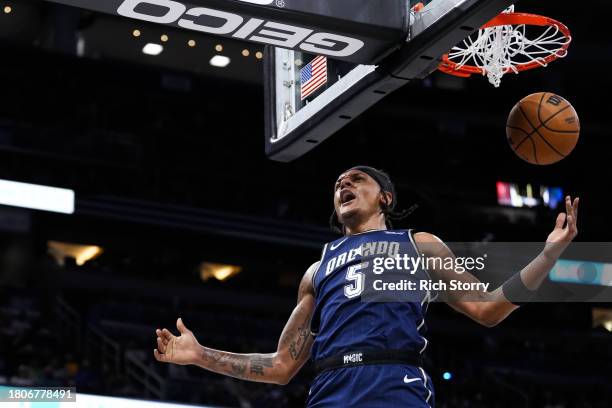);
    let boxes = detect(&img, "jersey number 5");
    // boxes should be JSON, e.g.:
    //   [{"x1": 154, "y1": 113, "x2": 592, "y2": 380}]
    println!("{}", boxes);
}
[{"x1": 344, "y1": 262, "x2": 369, "y2": 299}]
